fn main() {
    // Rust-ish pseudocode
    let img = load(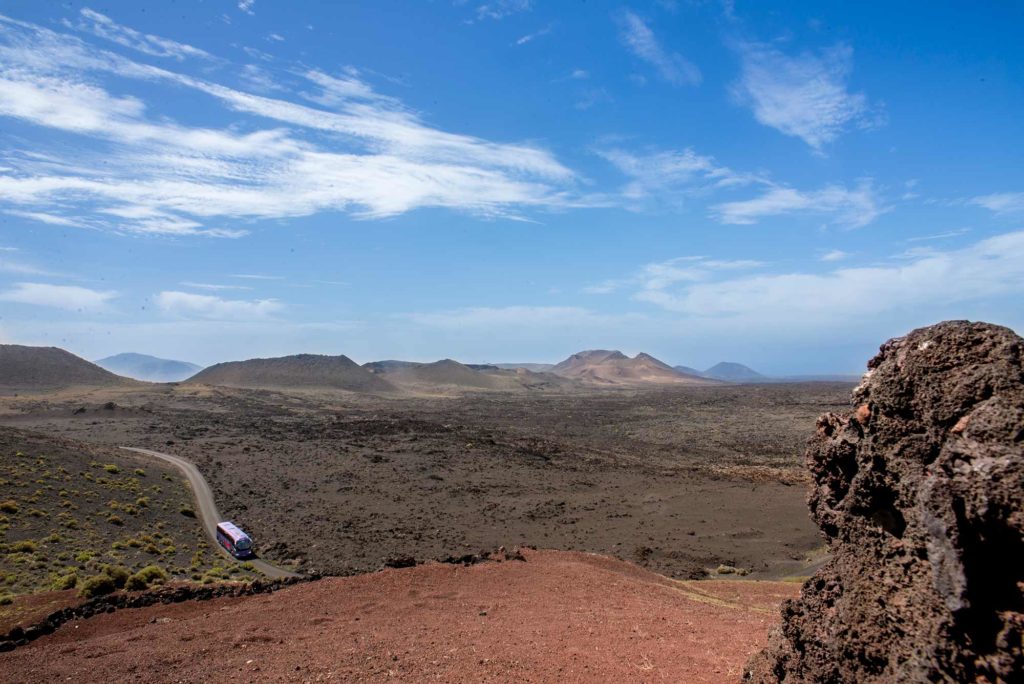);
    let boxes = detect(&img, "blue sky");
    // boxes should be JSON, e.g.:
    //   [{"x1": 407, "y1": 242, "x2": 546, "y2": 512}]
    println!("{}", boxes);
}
[{"x1": 0, "y1": 1, "x2": 1021, "y2": 373}]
